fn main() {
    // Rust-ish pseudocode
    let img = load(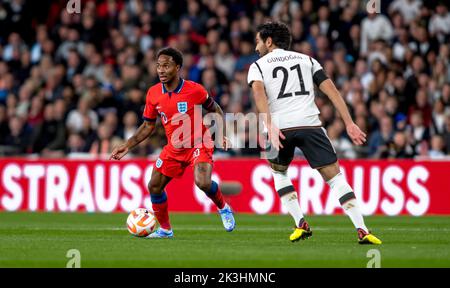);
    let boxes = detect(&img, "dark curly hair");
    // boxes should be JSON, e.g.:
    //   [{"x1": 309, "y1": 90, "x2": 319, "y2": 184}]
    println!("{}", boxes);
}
[
  {"x1": 256, "y1": 22, "x2": 292, "y2": 50},
  {"x1": 157, "y1": 47, "x2": 183, "y2": 67}
]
